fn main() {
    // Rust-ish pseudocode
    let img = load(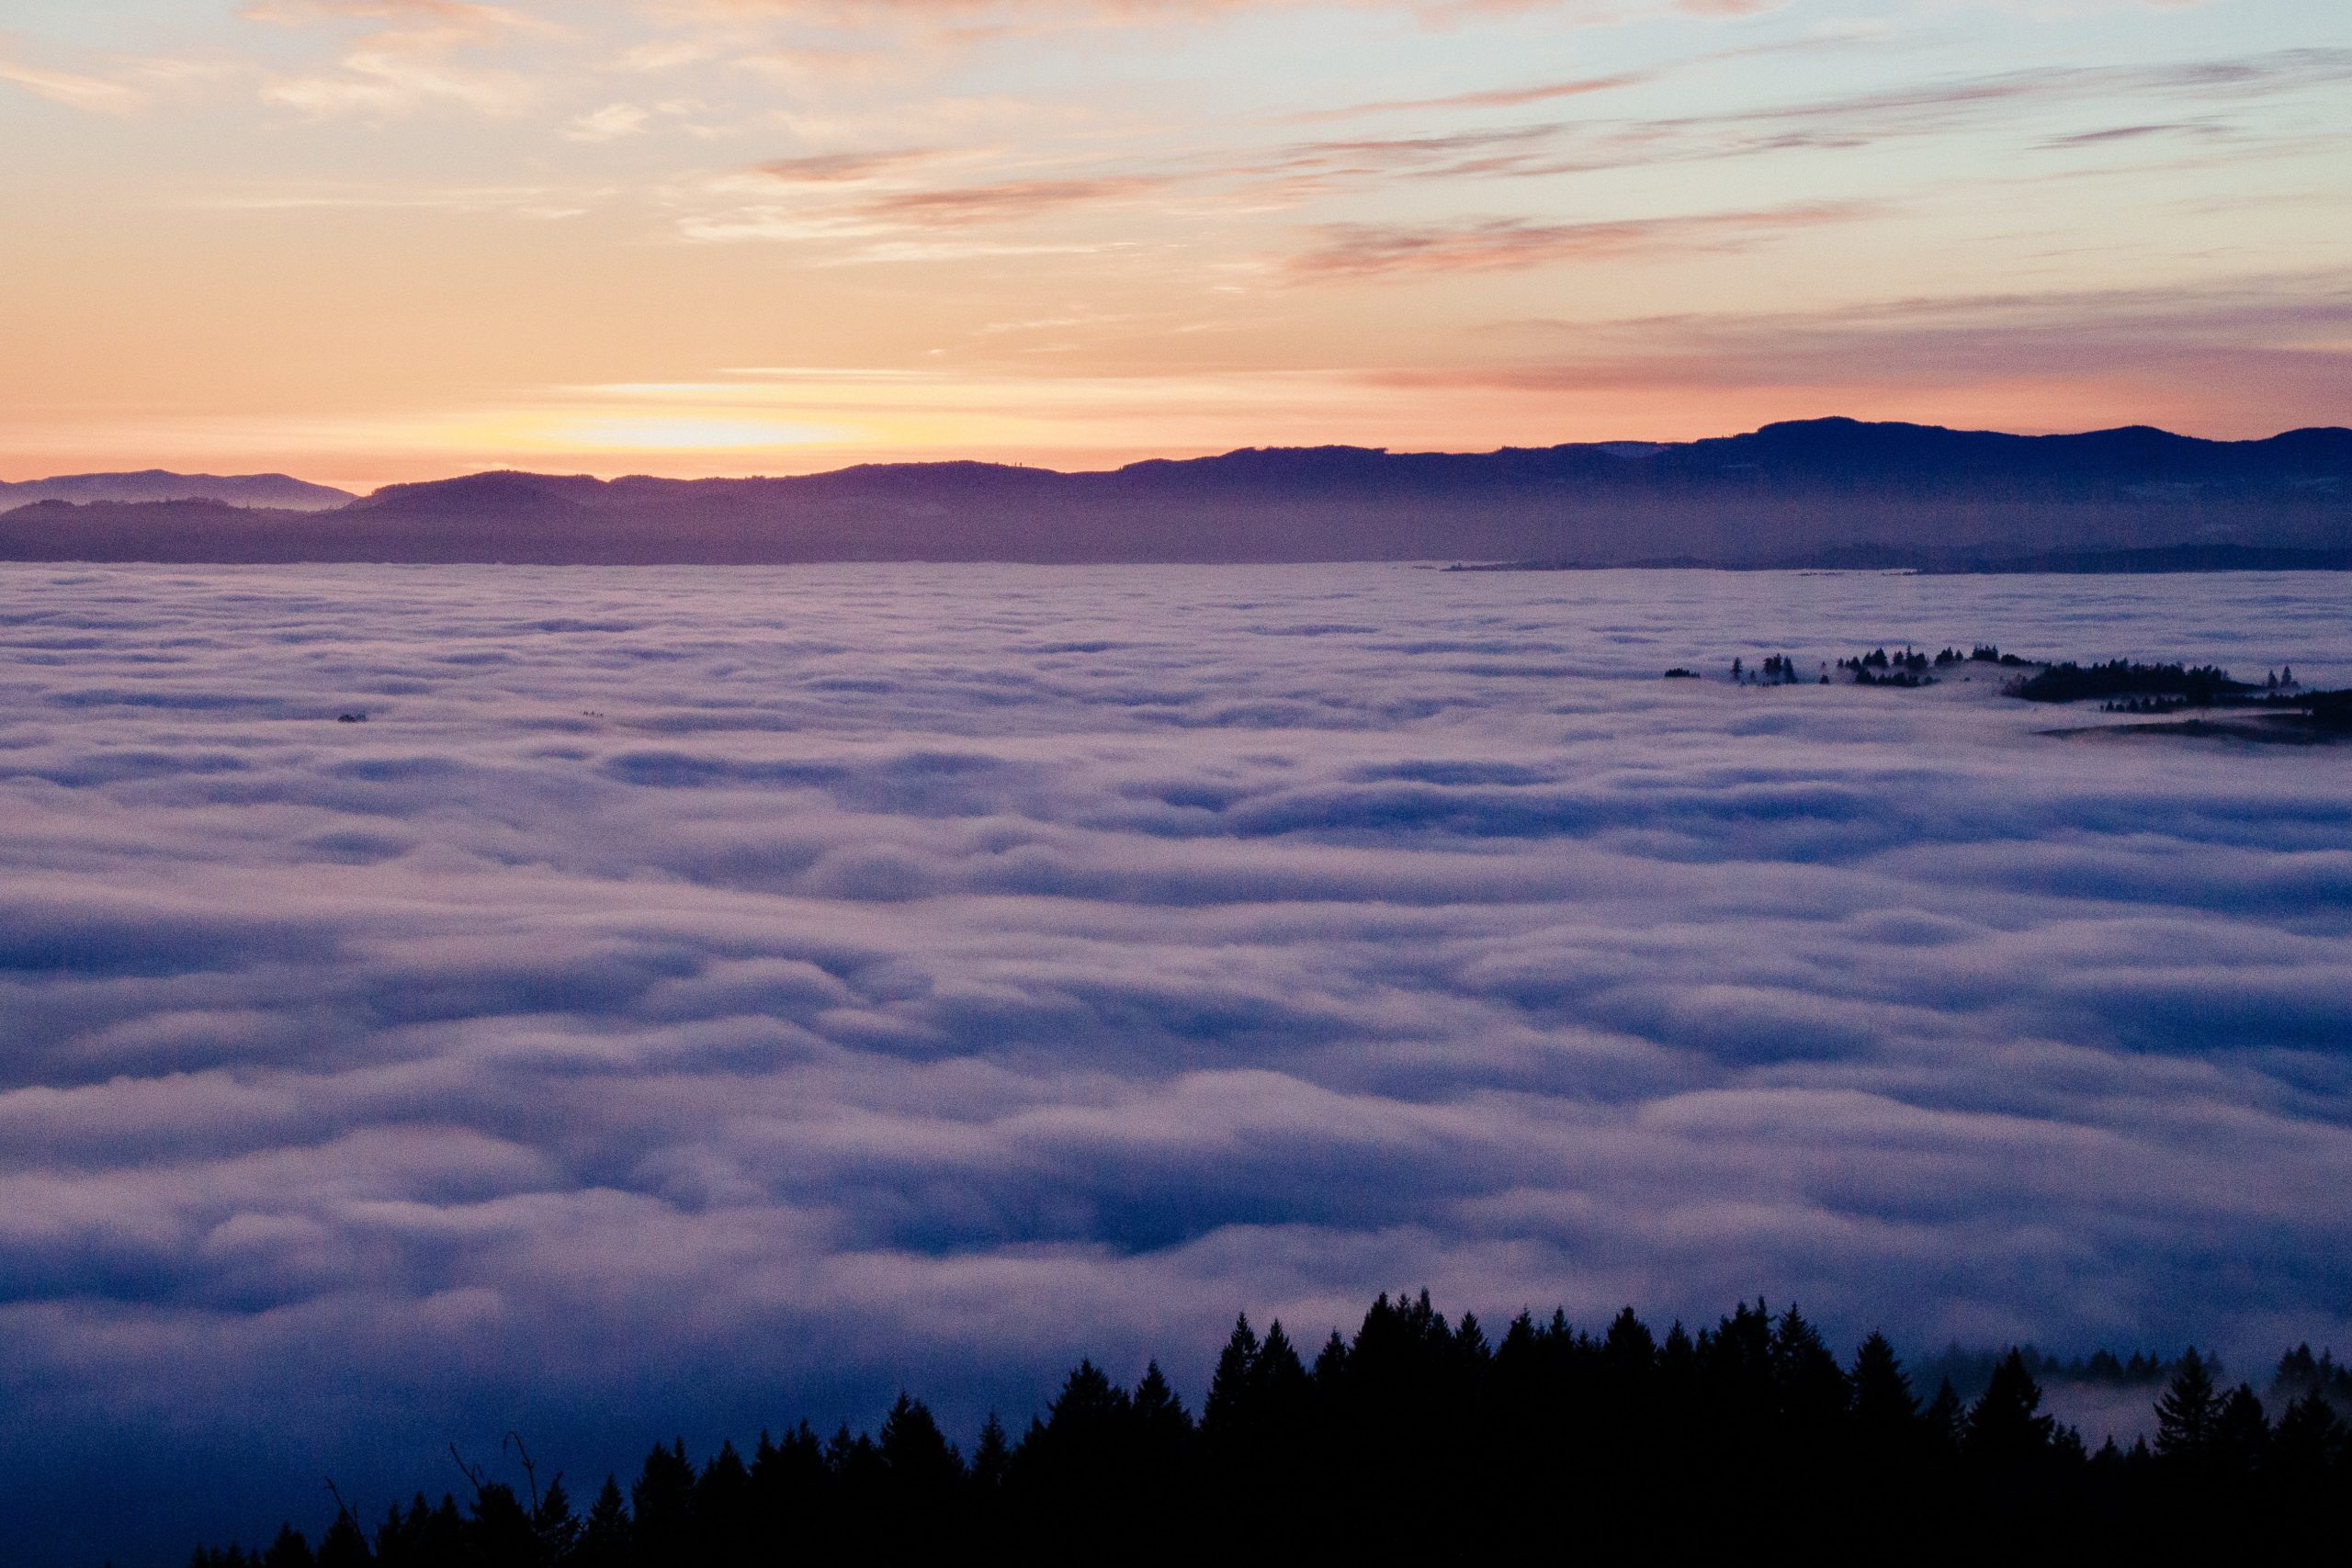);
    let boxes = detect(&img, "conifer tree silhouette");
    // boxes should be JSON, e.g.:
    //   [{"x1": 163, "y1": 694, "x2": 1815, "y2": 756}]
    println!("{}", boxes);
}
[
  {"x1": 879, "y1": 1396, "x2": 962, "y2": 1491},
  {"x1": 2155, "y1": 1348, "x2": 2220, "y2": 1461},
  {"x1": 369, "y1": 1494, "x2": 427, "y2": 1566},
  {"x1": 175, "y1": 1292, "x2": 2352, "y2": 1567},
  {"x1": 258, "y1": 1524, "x2": 313, "y2": 1568},
  {"x1": 1845, "y1": 1329, "x2": 1925, "y2": 1542},
  {"x1": 1312, "y1": 1328, "x2": 1349, "y2": 1384},
  {"x1": 1132, "y1": 1360, "x2": 1193, "y2": 1462},
  {"x1": 1202, "y1": 1314, "x2": 1260, "y2": 1436},
  {"x1": 2210, "y1": 1384, "x2": 2269, "y2": 1477},
  {"x1": 532, "y1": 1475, "x2": 582, "y2": 1563},
  {"x1": 629, "y1": 1441, "x2": 695, "y2": 1564},
  {"x1": 313, "y1": 1509, "x2": 369, "y2": 1568},
  {"x1": 872, "y1": 1394, "x2": 963, "y2": 1553},
  {"x1": 1250, "y1": 1321, "x2": 1312, "y2": 1427},
  {"x1": 574, "y1": 1477, "x2": 629, "y2": 1568},
  {"x1": 749, "y1": 1419, "x2": 828, "y2": 1551},
  {"x1": 693, "y1": 1438, "x2": 756, "y2": 1566},
  {"x1": 1011, "y1": 1359, "x2": 1144, "y2": 1551},
  {"x1": 1772, "y1": 1305, "x2": 1852, "y2": 1430},
  {"x1": 824, "y1": 1423, "x2": 884, "y2": 1523},
  {"x1": 1600, "y1": 1304, "x2": 1656, "y2": 1372},
  {"x1": 946, "y1": 1410, "x2": 1007, "y2": 1551},
  {"x1": 462, "y1": 1483, "x2": 537, "y2": 1566},
  {"x1": 1657, "y1": 1317, "x2": 1698, "y2": 1413},
  {"x1": 1921, "y1": 1376, "x2": 1964, "y2": 1458},
  {"x1": 1964, "y1": 1350, "x2": 2057, "y2": 1469},
  {"x1": 2269, "y1": 1391, "x2": 2349, "y2": 1488},
  {"x1": 967, "y1": 1414, "x2": 1012, "y2": 1498},
  {"x1": 1594, "y1": 1305, "x2": 1661, "y2": 1479},
  {"x1": 420, "y1": 1495, "x2": 465, "y2": 1560},
  {"x1": 1850, "y1": 1331, "x2": 1919, "y2": 1438},
  {"x1": 1705, "y1": 1298, "x2": 1778, "y2": 1431}
]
